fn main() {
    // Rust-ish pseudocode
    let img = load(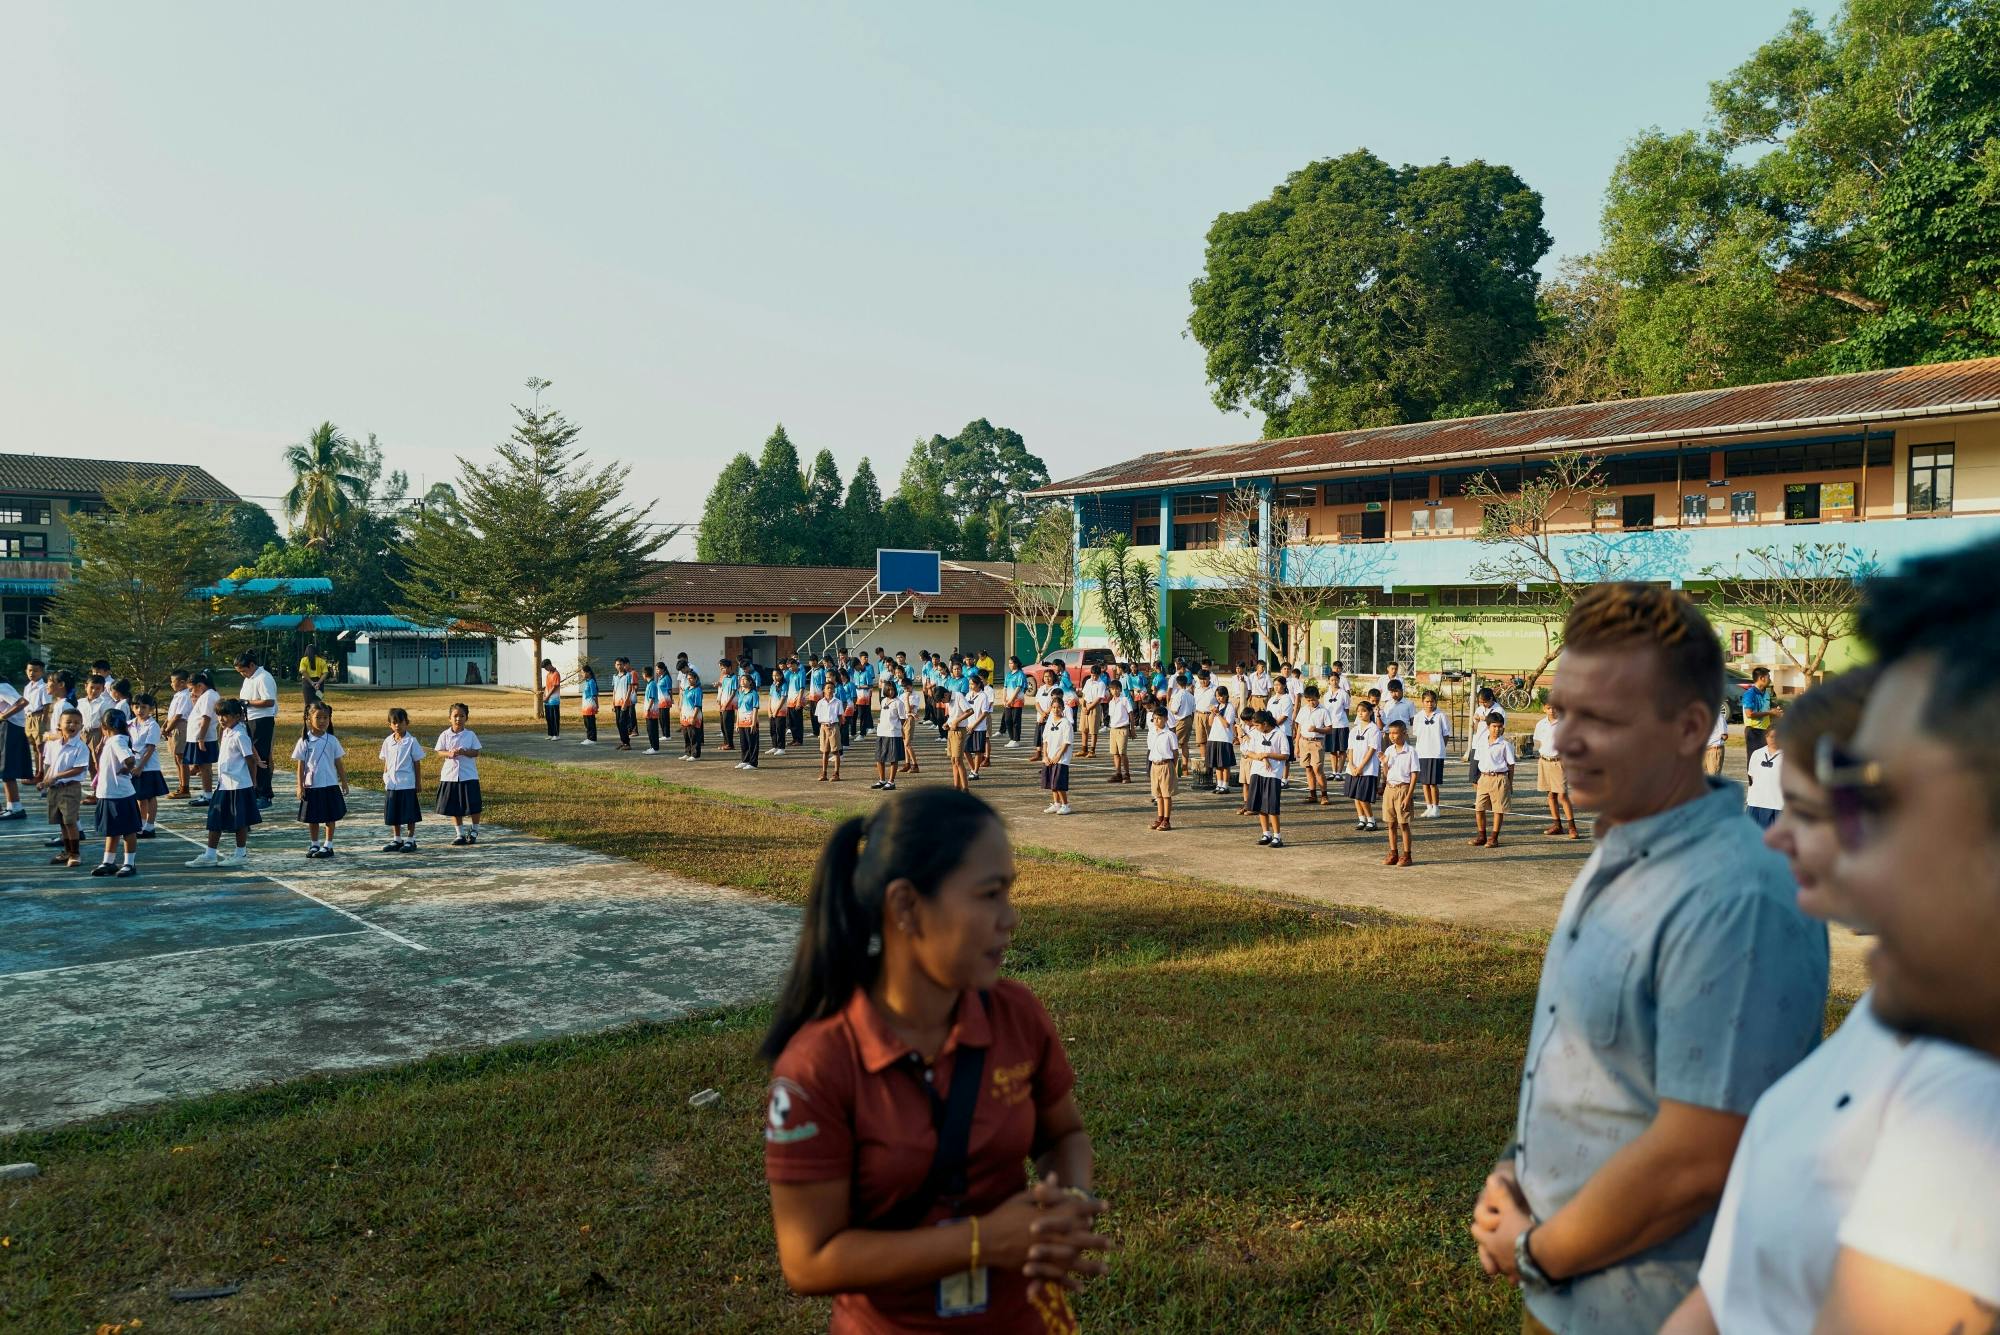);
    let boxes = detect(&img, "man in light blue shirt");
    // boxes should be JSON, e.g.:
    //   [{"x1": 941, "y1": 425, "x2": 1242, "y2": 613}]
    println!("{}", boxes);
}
[{"x1": 1472, "y1": 583, "x2": 1828, "y2": 1335}]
